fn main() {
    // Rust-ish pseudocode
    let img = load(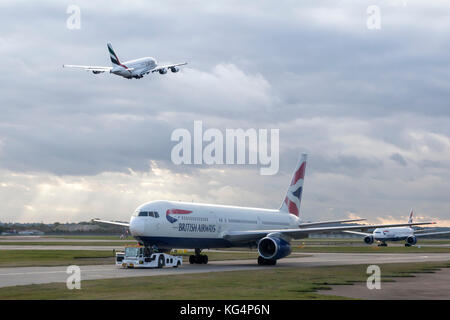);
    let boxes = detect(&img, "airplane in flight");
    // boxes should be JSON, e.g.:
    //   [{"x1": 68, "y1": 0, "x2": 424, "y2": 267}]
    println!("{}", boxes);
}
[
  {"x1": 63, "y1": 43, "x2": 187, "y2": 79},
  {"x1": 345, "y1": 210, "x2": 450, "y2": 247},
  {"x1": 94, "y1": 154, "x2": 433, "y2": 265}
]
